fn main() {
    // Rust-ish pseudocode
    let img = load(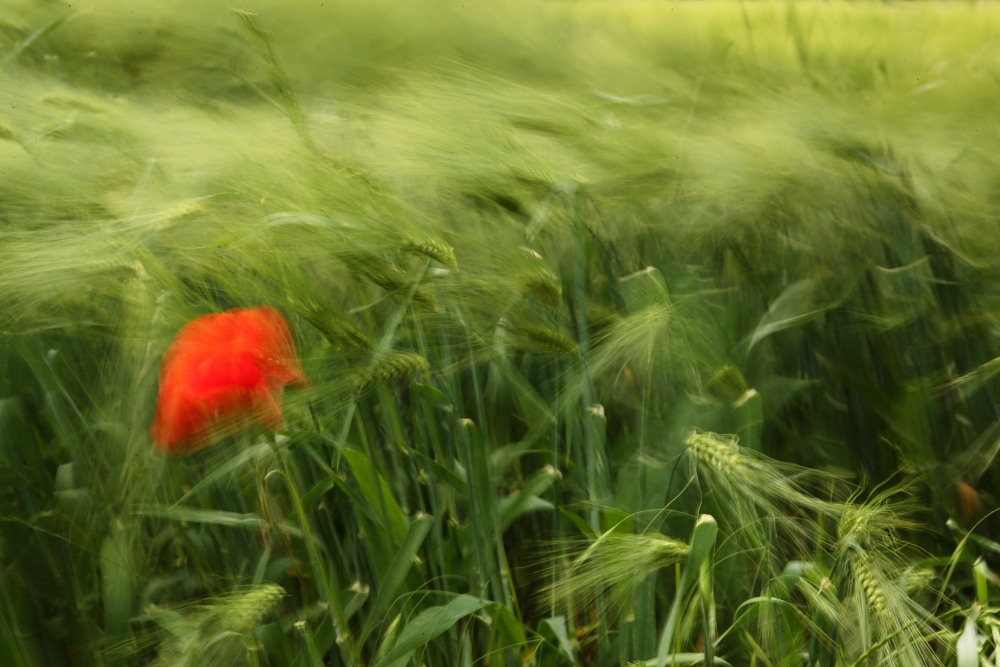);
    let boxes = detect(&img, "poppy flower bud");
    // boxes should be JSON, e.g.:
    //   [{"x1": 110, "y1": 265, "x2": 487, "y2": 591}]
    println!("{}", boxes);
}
[{"x1": 151, "y1": 306, "x2": 308, "y2": 455}]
